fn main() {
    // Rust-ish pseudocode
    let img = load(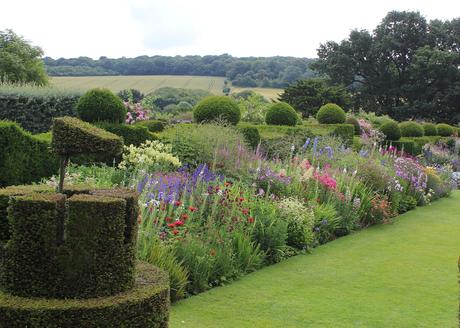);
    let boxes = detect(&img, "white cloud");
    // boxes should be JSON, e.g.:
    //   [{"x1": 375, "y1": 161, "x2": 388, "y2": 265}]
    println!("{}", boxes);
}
[{"x1": 1, "y1": 0, "x2": 459, "y2": 58}]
